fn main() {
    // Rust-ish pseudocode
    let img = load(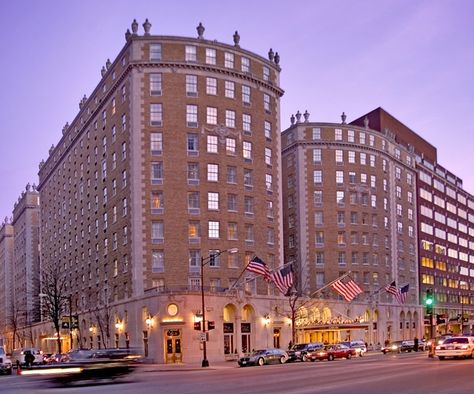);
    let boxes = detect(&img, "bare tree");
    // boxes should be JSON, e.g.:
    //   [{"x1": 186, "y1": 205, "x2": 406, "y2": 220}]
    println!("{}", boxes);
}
[
  {"x1": 93, "y1": 288, "x2": 113, "y2": 349},
  {"x1": 41, "y1": 267, "x2": 69, "y2": 354}
]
